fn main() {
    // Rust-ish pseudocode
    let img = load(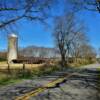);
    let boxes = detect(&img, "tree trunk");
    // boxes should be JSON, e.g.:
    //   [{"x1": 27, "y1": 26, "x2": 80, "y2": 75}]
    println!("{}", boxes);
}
[{"x1": 61, "y1": 54, "x2": 66, "y2": 67}]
